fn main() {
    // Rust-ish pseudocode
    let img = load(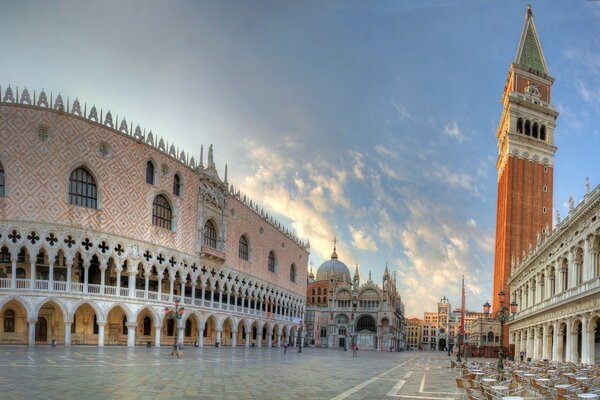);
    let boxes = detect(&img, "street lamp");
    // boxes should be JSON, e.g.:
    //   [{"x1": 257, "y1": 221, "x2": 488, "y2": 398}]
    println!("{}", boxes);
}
[
  {"x1": 297, "y1": 325, "x2": 303, "y2": 353},
  {"x1": 165, "y1": 298, "x2": 185, "y2": 358},
  {"x1": 482, "y1": 291, "x2": 518, "y2": 374}
]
